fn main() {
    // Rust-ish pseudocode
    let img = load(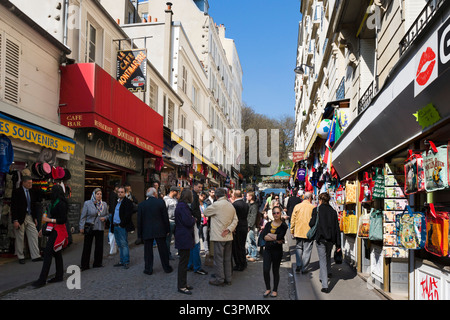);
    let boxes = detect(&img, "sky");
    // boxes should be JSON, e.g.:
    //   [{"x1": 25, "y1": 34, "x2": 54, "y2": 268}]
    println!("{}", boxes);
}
[{"x1": 208, "y1": 0, "x2": 302, "y2": 119}]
